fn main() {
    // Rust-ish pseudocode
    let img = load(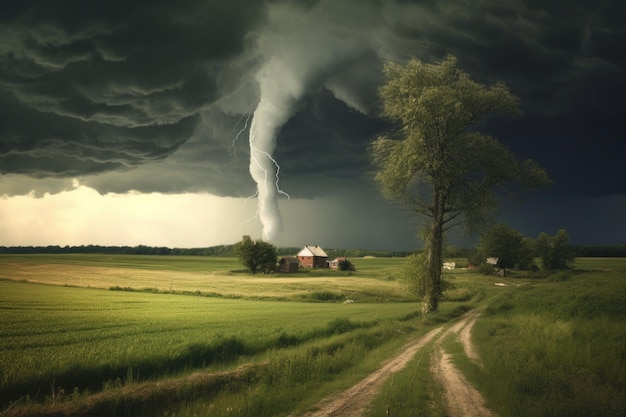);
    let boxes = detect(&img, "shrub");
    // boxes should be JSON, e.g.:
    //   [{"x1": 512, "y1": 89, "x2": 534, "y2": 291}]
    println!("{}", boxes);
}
[
  {"x1": 337, "y1": 259, "x2": 355, "y2": 271},
  {"x1": 478, "y1": 263, "x2": 495, "y2": 275}
]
